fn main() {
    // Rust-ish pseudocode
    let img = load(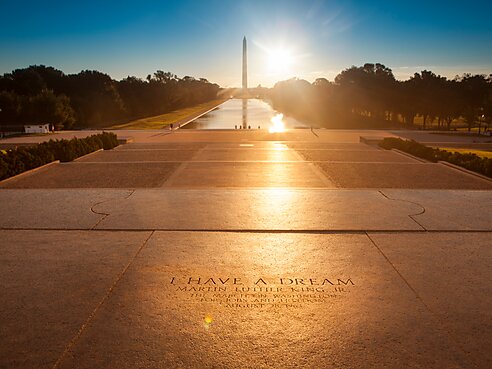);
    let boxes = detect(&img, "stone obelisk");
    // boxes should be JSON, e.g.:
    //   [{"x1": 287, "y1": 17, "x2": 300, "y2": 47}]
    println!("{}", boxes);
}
[{"x1": 242, "y1": 36, "x2": 247, "y2": 93}]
